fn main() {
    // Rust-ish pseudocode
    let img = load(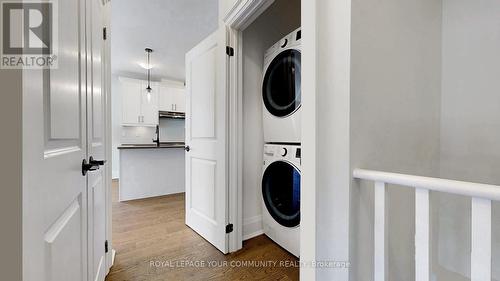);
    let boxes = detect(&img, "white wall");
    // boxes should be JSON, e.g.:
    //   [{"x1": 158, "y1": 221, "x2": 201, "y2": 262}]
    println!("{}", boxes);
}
[
  {"x1": 436, "y1": 0, "x2": 500, "y2": 280},
  {"x1": 348, "y1": 0, "x2": 500, "y2": 280},
  {"x1": 241, "y1": 0, "x2": 300, "y2": 240},
  {"x1": 349, "y1": 0, "x2": 442, "y2": 280},
  {"x1": 314, "y1": 0, "x2": 353, "y2": 277}
]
